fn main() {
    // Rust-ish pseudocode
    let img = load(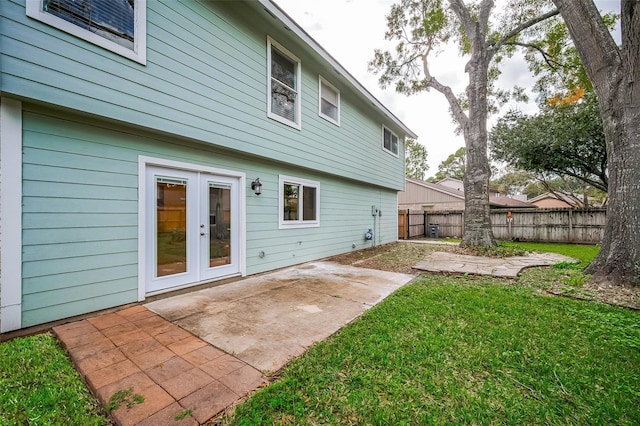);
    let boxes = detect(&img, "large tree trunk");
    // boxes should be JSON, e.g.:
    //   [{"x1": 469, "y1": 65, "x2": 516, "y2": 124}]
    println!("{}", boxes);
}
[
  {"x1": 461, "y1": 53, "x2": 496, "y2": 247},
  {"x1": 553, "y1": 0, "x2": 640, "y2": 286},
  {"x1": 450, "y1": 0, "x2": 496, "y2": 247}
]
